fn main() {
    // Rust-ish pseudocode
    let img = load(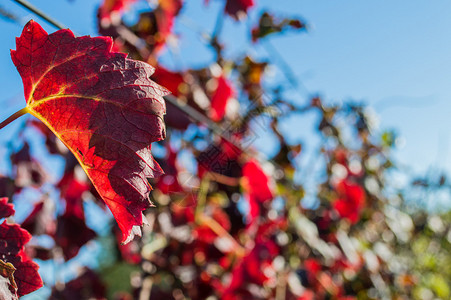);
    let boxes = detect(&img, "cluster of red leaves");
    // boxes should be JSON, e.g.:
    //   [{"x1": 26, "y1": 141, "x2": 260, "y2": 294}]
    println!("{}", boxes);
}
[
  {"x1": 152, "y1": 65, "x2": 237, "y2": 127},
  {"x1": 0, "y1": 198, "x2": 43, "y2": 298},
  {"x1": 99, "y1": 0, "x2": 183, "y2": 61}
]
